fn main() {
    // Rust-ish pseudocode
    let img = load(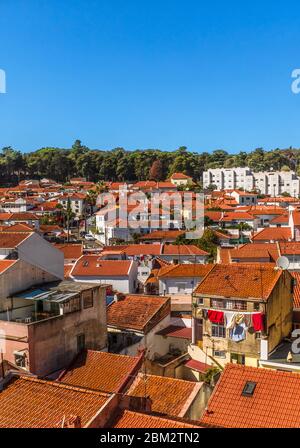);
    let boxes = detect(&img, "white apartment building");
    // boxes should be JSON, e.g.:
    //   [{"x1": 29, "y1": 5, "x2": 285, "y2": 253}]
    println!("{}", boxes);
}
[{"x1": 203, "y1": 167, "x2": 300, "y2": 196}]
